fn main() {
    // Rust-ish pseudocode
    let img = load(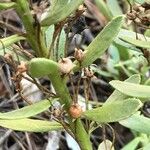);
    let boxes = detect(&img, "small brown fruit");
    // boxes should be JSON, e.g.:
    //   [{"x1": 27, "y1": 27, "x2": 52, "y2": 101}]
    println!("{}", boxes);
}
[{"x1": 69, "y1": 103, "x2": 83, "y2": 119}]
